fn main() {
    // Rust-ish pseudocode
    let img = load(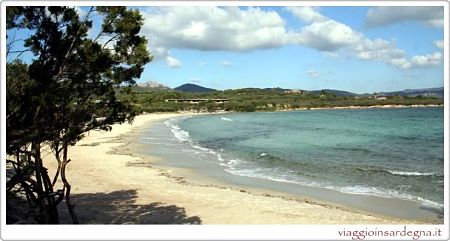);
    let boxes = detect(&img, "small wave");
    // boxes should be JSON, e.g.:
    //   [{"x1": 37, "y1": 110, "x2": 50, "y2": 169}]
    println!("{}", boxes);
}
[
  {"x1": 224, "y1": 165, "x2": 444, "y2": 211},
  {"x1": 226, "y1": 159, "x2": 242, "y2": 168},
  {"x1": 416, "y1": 197, "x2": 444, "y2": 209},
  {"x1": 388, "y1": 170, "x2": 435, "y2": 176},
  {"x1": 221, "y1": 117, "x2": 233, "y2": 122},
  {"x1": 259, "y1": 152, "x2": 267, "y2": 157},
  {"x1": 191, "y1": 144, "x2": 211, "y2": 152},
  {"x1": 224, "y1": 166, "x2": 321, "y2": 188},
  {"x1": 333, "y1": 146, "x2": 372, "y2": 154},
  {"x1": 164, "y1": 118, "x2": 235, "y2": 168},
  {"x1": 354, "y1": 167, "x2": 436, "y2": 177},
  {"x1": 217, "y1": 154, "x2": 225, "y2": 162},
  {"x1": 334, "y1": 185, "x2": 444, "y2": 210},
  {"x1": 140, "y1": 141, "x2": 178, "y2": 146},
  {"x1": 141, "y1": 137, "x2": 178, "y2": 141},
  {"x1": 164, "y1": 119, "x2": 191, "y2": 142}
]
